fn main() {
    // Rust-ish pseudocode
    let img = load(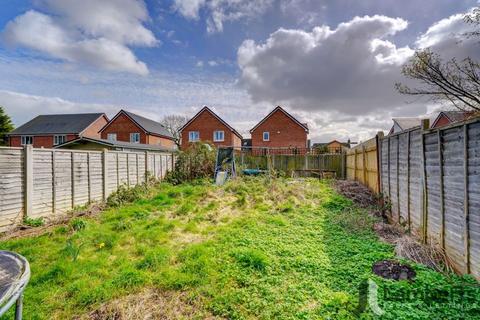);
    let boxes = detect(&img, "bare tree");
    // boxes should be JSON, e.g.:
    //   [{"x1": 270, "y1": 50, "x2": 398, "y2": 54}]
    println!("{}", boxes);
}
[
  {"x1": 464, "y1": 7, "x2": 480, "y2": 39},
  {"x1": 160, "y1": 114, "x2": 189, "y2": 147},
  {"x1": 396, "y1": 8, "x2": 480, "y2": 112},
  {"x1": 395, "y1": 50, "x2": 480, "y2": 111}
]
